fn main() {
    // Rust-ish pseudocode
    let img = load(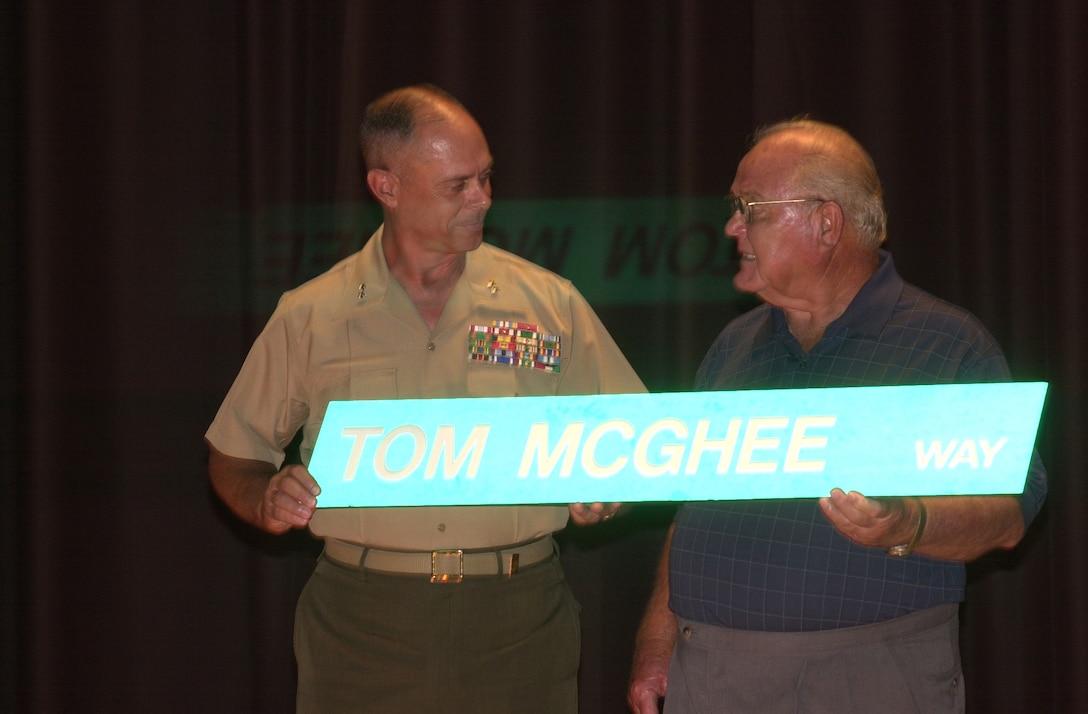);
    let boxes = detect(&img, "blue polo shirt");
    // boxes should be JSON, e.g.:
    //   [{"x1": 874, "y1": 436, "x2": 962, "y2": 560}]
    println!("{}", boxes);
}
[{"x1": 669, "y1": 251, "x2": 1048, "y2": 631}]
